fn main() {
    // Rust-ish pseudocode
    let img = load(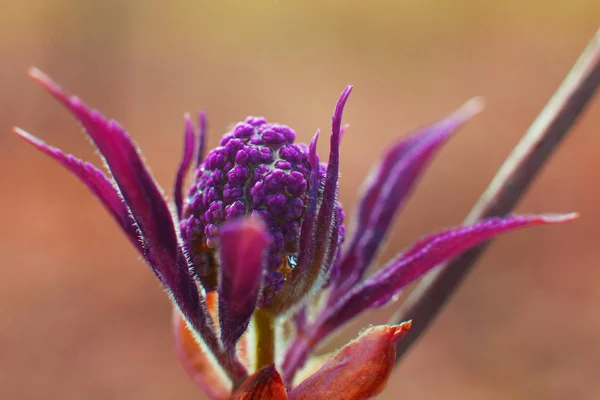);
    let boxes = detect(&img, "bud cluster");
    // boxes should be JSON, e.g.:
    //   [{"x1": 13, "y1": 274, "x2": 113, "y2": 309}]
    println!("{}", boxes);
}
[{"x1": 181, "y1": 117, "x2": 312, "y2": 303}]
